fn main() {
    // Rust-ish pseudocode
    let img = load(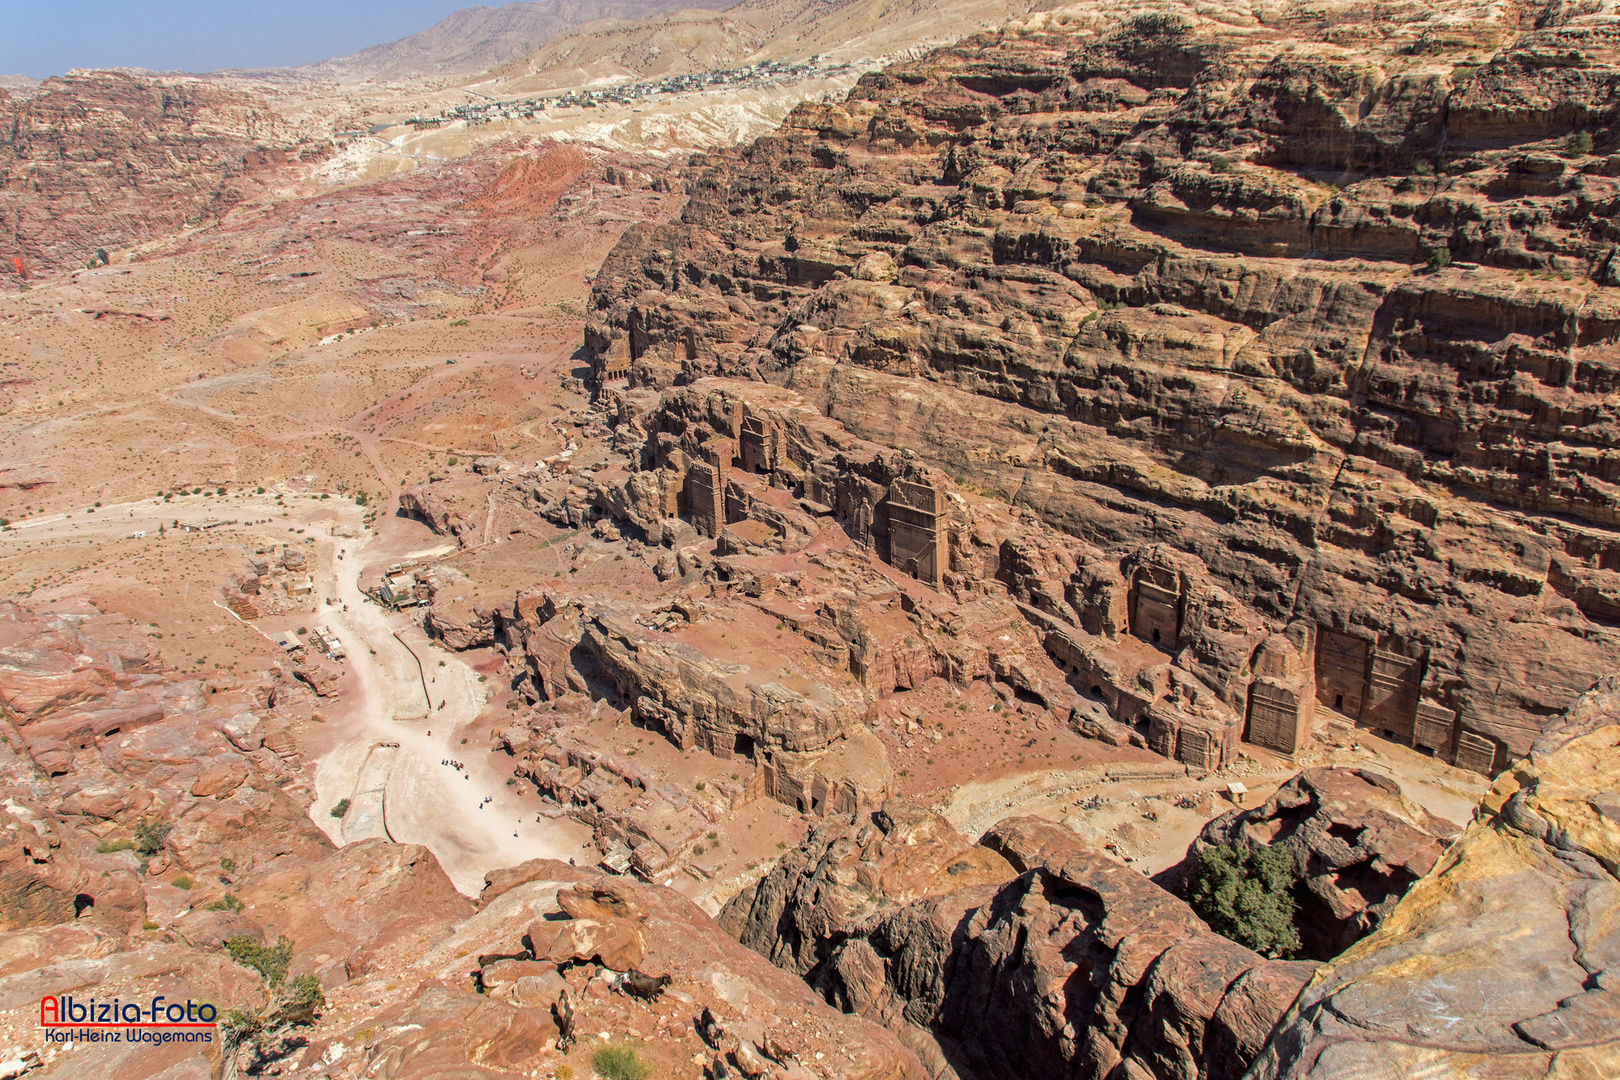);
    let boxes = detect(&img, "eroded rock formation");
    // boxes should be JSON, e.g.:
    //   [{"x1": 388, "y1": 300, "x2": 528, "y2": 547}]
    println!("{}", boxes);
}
[
  {"x1": 1250, "y1": 677, "x2": 1620, "y2": 1078},
  {"x1": 0, "y1": 73, "x2": 305, "y2": 277},
  {"x1": 1193, "y1": 766, "x2": 1456, "y2": 959},
  {"x1": 0, "y1": 594, "x2": 930, "y2": 1079},
  {"x1": 587, "y1": 5, "x2": 1620, "y2": 777},
  {"x1": 723, "y1": 807, "x2": 1316, "y2": 1080}
]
